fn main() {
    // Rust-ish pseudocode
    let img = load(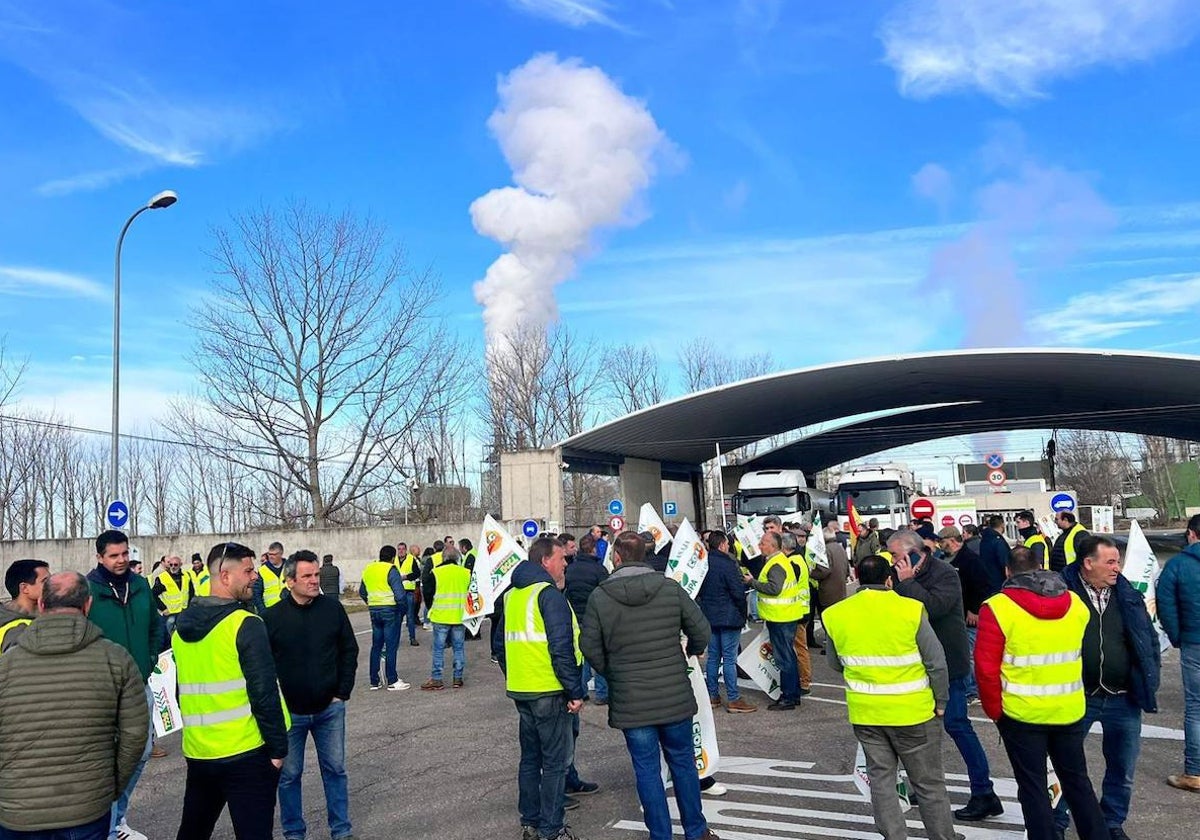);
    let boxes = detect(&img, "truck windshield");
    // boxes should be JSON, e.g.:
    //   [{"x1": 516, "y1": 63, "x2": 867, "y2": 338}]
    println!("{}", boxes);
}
[
  {"x1": 837, "y1": 482, "x2": 903, "y2": 515},
  {"x1": 733, "y1": 489, "x2": 805, "y2": 516}
]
